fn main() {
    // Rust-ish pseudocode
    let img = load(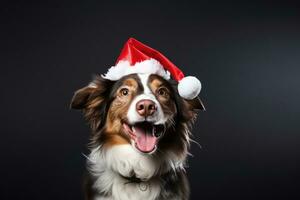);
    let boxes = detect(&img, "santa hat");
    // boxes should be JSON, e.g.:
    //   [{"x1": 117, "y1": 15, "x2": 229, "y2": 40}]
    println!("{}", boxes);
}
[{"x1": 102, "y1": 38, "x2": 201, "y2": 100}]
